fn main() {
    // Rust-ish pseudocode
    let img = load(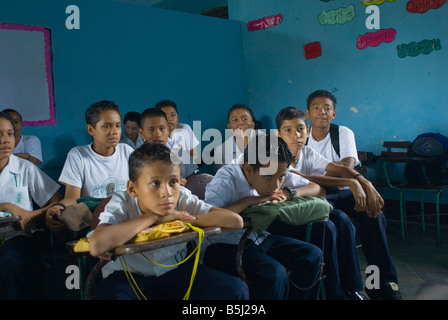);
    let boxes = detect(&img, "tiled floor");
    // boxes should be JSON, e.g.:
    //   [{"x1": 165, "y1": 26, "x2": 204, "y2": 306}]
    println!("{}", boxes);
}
[
  {"x1": 45, "y1": 217, "x2": 448, "y2": 300},
  {"x1": 358, "y1": 219, "x2": 448, "y2": 300}
]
